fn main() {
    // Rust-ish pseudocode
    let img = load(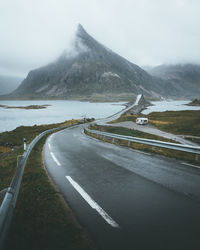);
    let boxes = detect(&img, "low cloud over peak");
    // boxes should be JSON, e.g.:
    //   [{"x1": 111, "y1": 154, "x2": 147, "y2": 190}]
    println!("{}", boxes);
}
[{"x1": 0, "y1": 0, "x2": 200, "y2": 77}]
